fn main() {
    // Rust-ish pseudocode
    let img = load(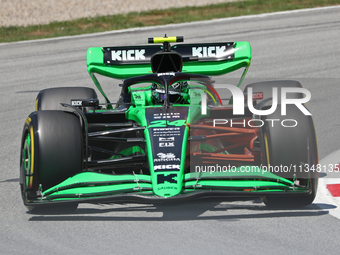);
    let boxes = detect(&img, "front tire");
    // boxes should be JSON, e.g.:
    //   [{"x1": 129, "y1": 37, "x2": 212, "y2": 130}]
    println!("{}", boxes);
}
[
  {"x1": 20, "y1": 111, "x2": 84, "y2": 212},
  {"x1": 245, "y1": 80, "x2": 318, "y2": 208},
  {"x1": 261, "y1": 104, "x2": 318, "y2": 208}
]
